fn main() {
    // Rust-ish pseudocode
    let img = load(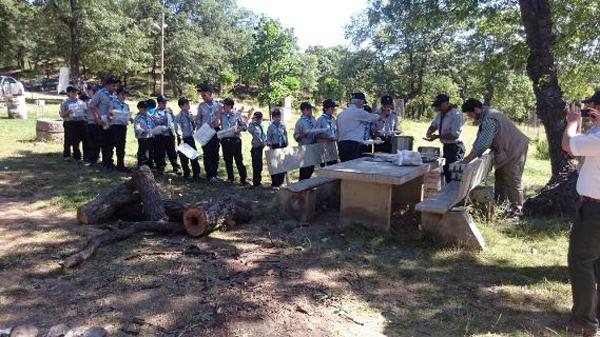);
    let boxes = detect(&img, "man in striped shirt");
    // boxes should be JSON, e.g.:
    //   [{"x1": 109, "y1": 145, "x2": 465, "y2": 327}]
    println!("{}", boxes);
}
[{"x1": 461, "y1": 98, "x2": 529, "y2": 217}]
